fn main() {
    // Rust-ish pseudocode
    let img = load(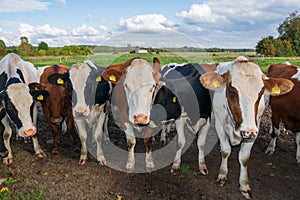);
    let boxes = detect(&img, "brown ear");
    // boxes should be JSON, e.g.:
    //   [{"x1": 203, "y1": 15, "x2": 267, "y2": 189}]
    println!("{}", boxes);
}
[
  {"x1": 102, "y1": 69, "x2": 123, "y2": 84},
  {"x1": 263, "y1": 77, "x2": 294, "y2": 96},
  {"x1": 200, "y1": 72, "x2": 226, "y2": 90},
  {"x1": 153, "y1": 57, "x2": 161, "y2": 83},
  {"x1": 28, "y1": 82, "x2": 45, "y2": 90}
]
